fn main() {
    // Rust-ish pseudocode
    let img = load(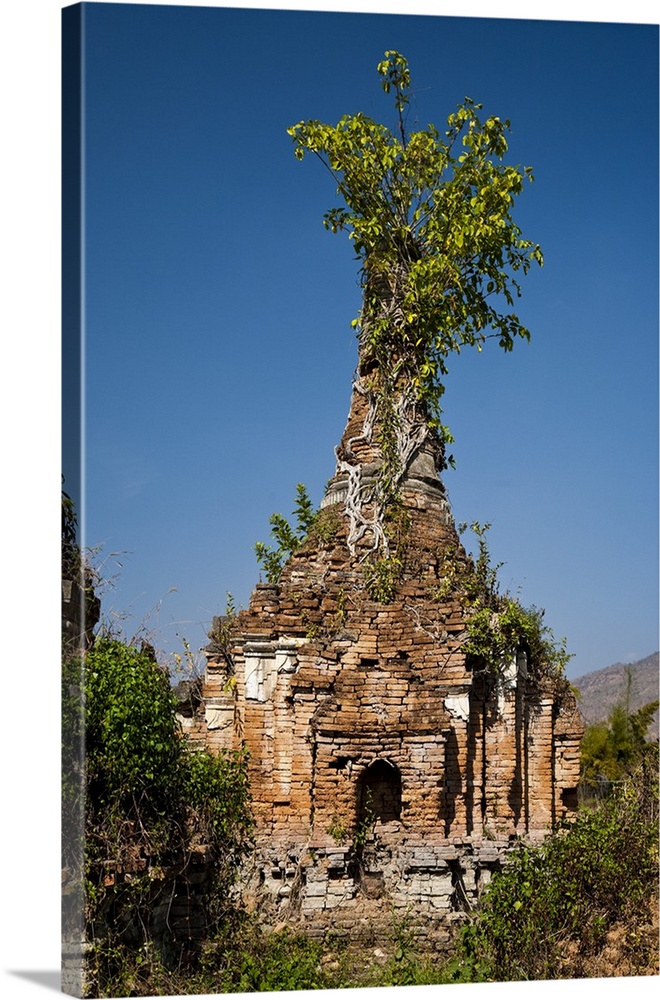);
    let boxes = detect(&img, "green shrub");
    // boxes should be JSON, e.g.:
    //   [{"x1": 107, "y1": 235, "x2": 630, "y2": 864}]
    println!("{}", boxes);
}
[
  {"x1": 63, "y1": 637, "x2": 253, "y2": 996},
  {"x1": 254, "y1": 483, "x2": 317, "y2": 583},
  {"x1": 85, "y1": 639, "x2": 181, "y2": 810},
  {"x1": 235, "y1": 928, "x2": 325, "y2": 992},
  {"x1": 452, "y1": 760, "x2": 659, "y2": 981},
  {"x1": 364, "y1": 553, "x2": 403, "y2": 603}
]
